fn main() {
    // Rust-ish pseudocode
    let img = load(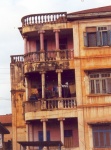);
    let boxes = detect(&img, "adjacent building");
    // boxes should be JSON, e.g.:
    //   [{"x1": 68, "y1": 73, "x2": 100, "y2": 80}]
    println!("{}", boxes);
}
[{"x1": 10, "y1": 5, "x2": 111, "y2": 150}]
